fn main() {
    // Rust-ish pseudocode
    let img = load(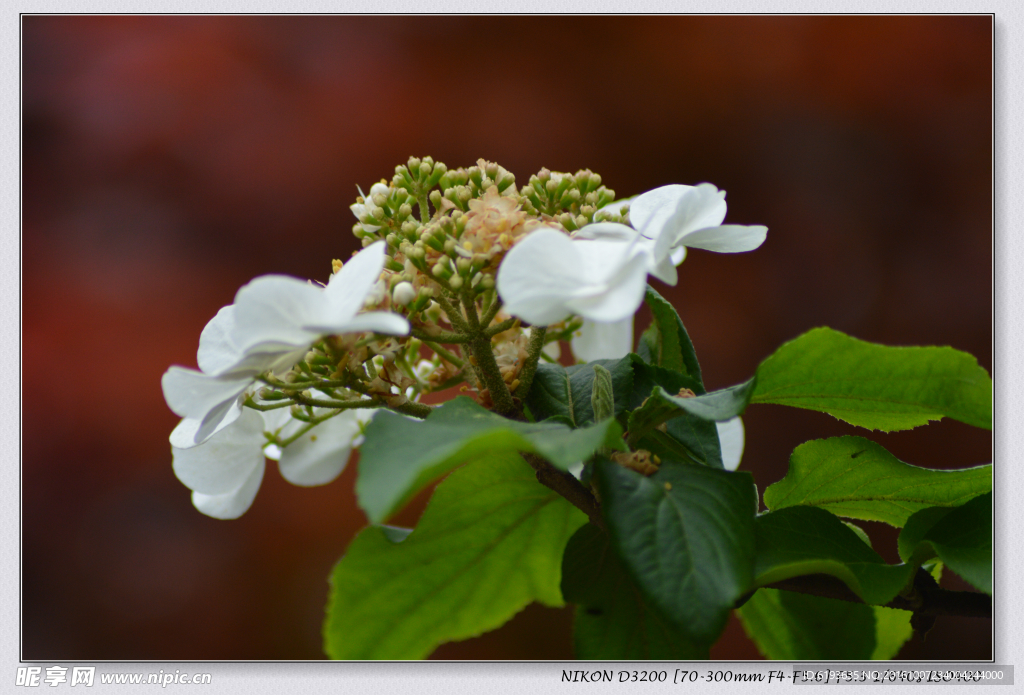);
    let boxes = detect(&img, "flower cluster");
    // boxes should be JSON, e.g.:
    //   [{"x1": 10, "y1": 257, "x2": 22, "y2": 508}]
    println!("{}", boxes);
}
[{"x1": 162, "y1": 157, "x2": 765, "y2": 518}]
